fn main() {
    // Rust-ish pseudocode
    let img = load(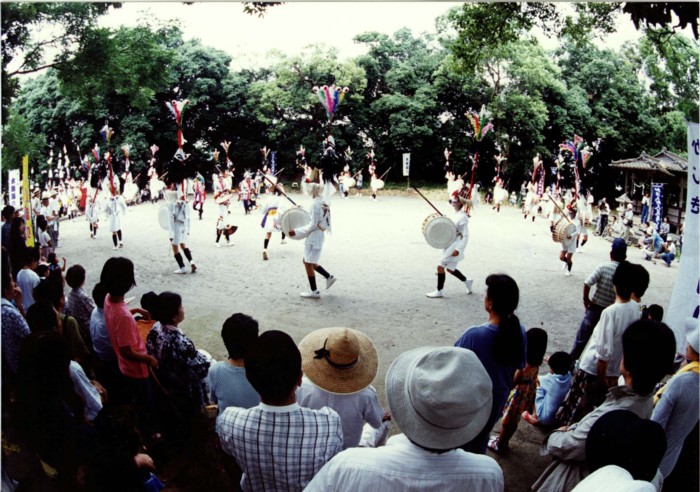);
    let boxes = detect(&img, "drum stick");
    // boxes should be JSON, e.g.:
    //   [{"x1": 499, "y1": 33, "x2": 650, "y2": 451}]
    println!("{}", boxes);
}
[
  {"x1": 274, "y1": 167, "x2": 285, "y2": 177},
  {"x1": 547, "y1": 193, "x2": 572, "y2": 224},
  {"x1": 264, "y1": 175, "x2": 297, "y2": 206},
  {"x1": 379, "y1": 167, "x2": 392, "y2": 181},
  {"x1": 352, "y1": 167, "x2": 364, "y2": 179},
  {"x1": 411, "y1": 186, "x2": 444, "y2": 216}
]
